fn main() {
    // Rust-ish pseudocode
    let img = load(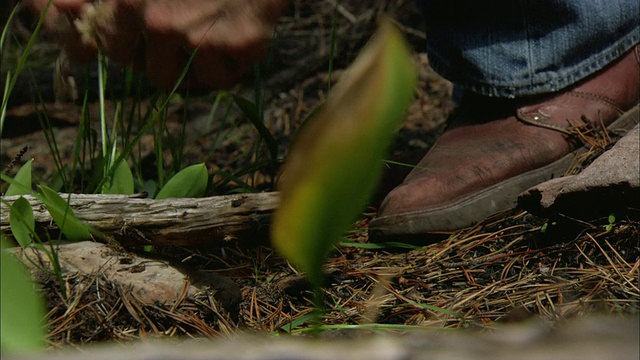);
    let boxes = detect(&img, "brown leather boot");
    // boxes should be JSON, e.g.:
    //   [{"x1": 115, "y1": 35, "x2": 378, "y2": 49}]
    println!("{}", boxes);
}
[{"x1": 369, "y1": 45, "x2": 640, "y2": 239}]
